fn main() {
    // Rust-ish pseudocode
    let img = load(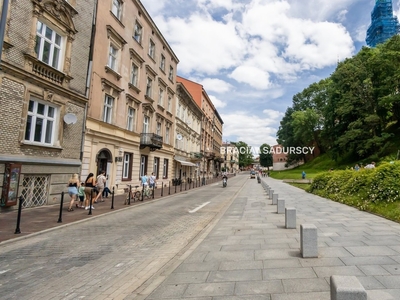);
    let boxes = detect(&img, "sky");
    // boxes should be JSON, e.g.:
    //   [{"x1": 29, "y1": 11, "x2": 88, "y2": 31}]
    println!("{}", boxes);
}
[{"x1": 141, "y1": 0, "x2": 400, "y2": 150}]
